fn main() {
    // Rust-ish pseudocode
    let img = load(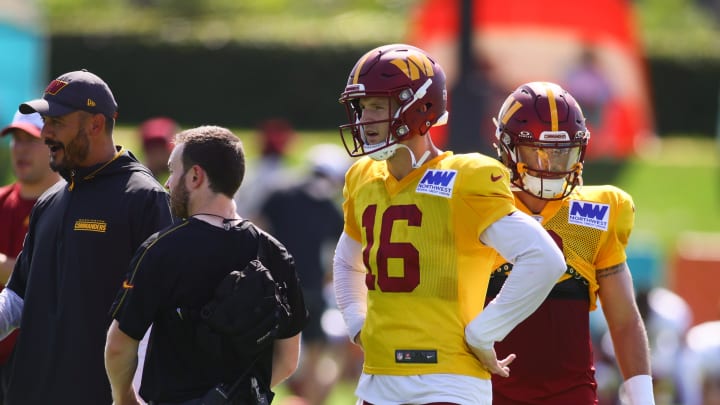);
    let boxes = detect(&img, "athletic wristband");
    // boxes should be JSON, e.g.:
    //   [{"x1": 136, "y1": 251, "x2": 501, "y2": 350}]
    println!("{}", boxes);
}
[{"x1": 622, "y1": 374, "x2": 655, "y2": 405}]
